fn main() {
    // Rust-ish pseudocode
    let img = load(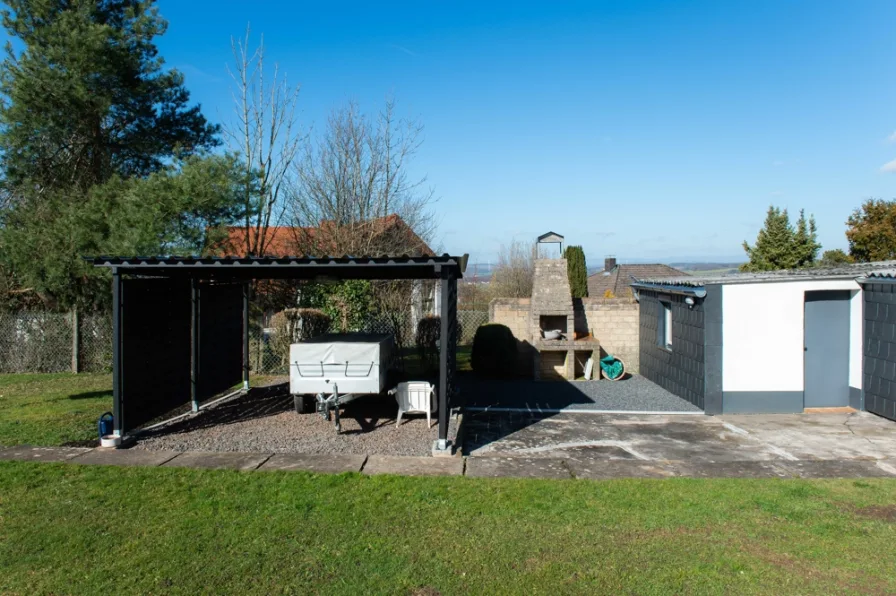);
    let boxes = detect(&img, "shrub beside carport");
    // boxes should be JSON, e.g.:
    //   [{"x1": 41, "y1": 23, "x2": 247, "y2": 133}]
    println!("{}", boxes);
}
[{"x1": 471, "y1": 323, "x2": 517, "y2": 377}]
